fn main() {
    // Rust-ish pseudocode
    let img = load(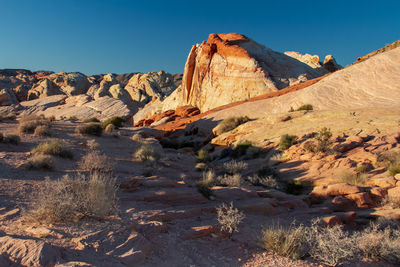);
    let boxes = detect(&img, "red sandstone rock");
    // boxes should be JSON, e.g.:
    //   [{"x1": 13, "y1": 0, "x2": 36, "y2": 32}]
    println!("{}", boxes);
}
[
  {"x1": 181, "y1": 225, "x2": 216, "y2": 240},
  {"x1": 345, "y1": 192, "x2": 373, "y2": 208}
]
